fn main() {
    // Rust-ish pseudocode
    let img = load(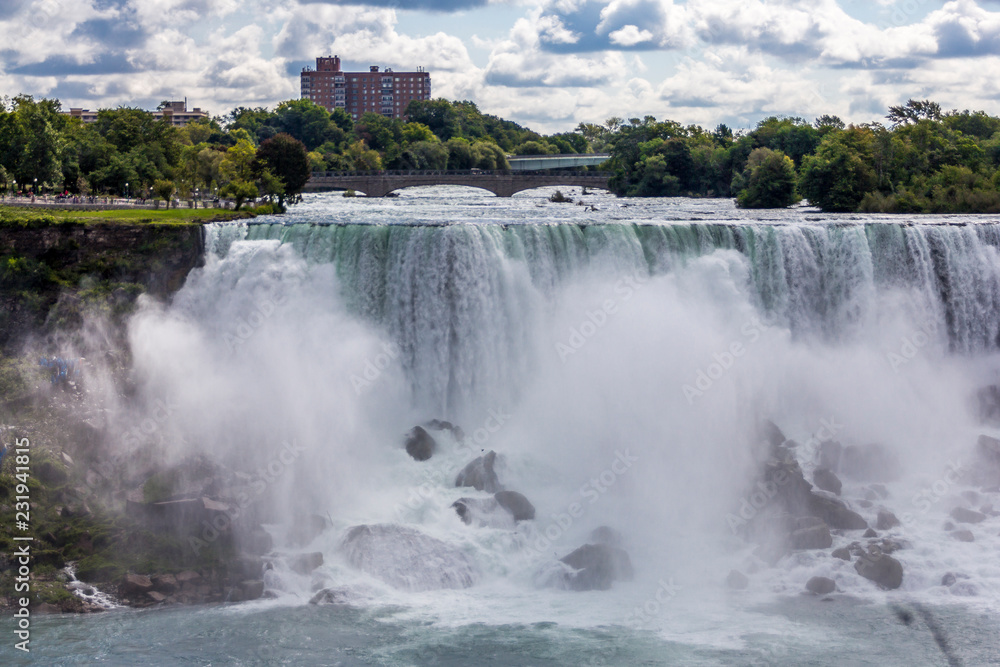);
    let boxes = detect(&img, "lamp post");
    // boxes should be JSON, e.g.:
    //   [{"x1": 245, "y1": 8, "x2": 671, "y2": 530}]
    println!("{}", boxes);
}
[
  {"x1": 33, "y1": 177, "x2": 37, "y2": 194},
  {"x1": 125, "y1": 182, "x2": 129, "y2": 201}
]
